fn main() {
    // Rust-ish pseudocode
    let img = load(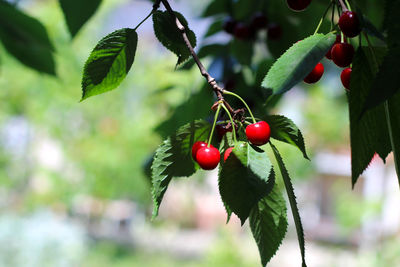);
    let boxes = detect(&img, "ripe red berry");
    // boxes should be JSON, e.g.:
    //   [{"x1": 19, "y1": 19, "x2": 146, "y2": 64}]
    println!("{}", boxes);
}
[
  {"x1": 339, "y1": 11, "x2": 361, "y2": 38},
  {"x1": 245, "y1": 121, "x2": 271, "y2": 146},
  {"x1": 286, "y1": 0, "x2": 312, "y2": 11},
  {"x1": 196, "y1": 146, "x2": 221, "y2": 170},
  {"x1": 250, "y1": 12, "x2": 268, "y2": 30},
  {"x1": 192, "y1": 141, "x2": 208, "y2": 161},
  {"x1": 304, "y1": 62, "x2": 324, "y2": 84},
  {"x1": 267, "y1": 23, "x2": 282, "y2": 40},
  {"x1": 325, "y1": 35, "x2": 341, "y2": 60},
  {"x1": 223, "y1": 17, "x2": 237, "y2": 34},
  {"x1": 341, "y1": 68, "x2": 352, "y2": 90},
  {"x1": 234, "y1": 23, "x2": 253, "y2": 40},
  {"x1": 331, "y1": 42, "x2": 354, "y2": 68},
  {"x1": 224, "y1": 147, "x2": 234, "y2": 162}
]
